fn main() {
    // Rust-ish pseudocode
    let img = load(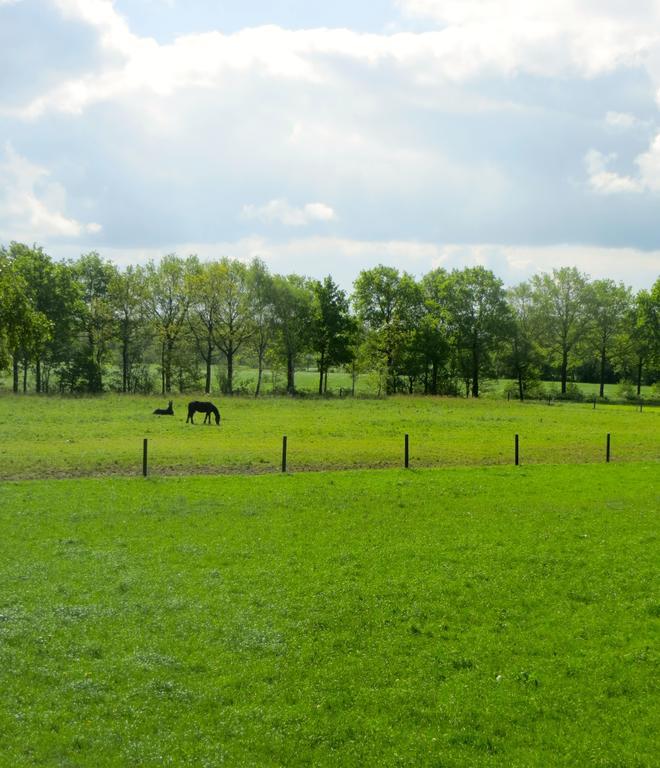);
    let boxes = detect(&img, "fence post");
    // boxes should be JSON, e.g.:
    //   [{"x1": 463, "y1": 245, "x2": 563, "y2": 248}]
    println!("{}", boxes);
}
[
  {"x1": 515, "y1": 434, "x2": 519, "y2": 466},
  {"x1": 142, "y1": 438, "x2": 148, "y2": 477},
  {"x1": 606, "y1": 433, "x2": 611, "y2": 463},
  {"x1": 404, "y1": 434, "x2": 409, "y2": 468},
  {"x1": 282, "y1": 435, "x2": 287, "y2": 473}
]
